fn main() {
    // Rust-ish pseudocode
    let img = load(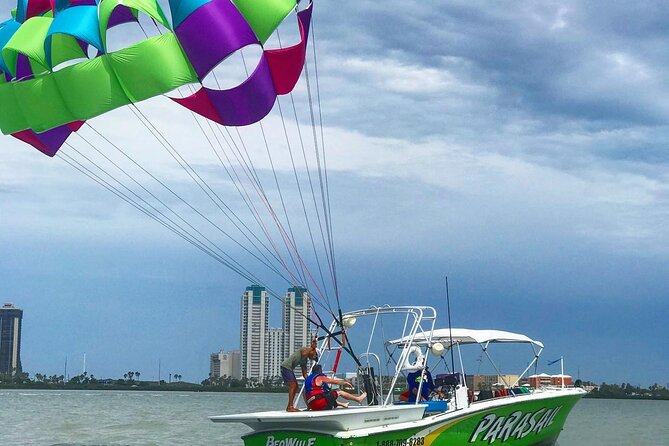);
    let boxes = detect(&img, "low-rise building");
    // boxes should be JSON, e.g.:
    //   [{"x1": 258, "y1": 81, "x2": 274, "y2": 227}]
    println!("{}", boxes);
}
[
  {"x1": 528, "y1": 373, "x2": 552, "y2": 388},
  {"x1": 467, "y1": 374, "x2": 521, "y2": 390},
  {"x1": 210, "y1": 350, "x2": 241, "y2": 380}
]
